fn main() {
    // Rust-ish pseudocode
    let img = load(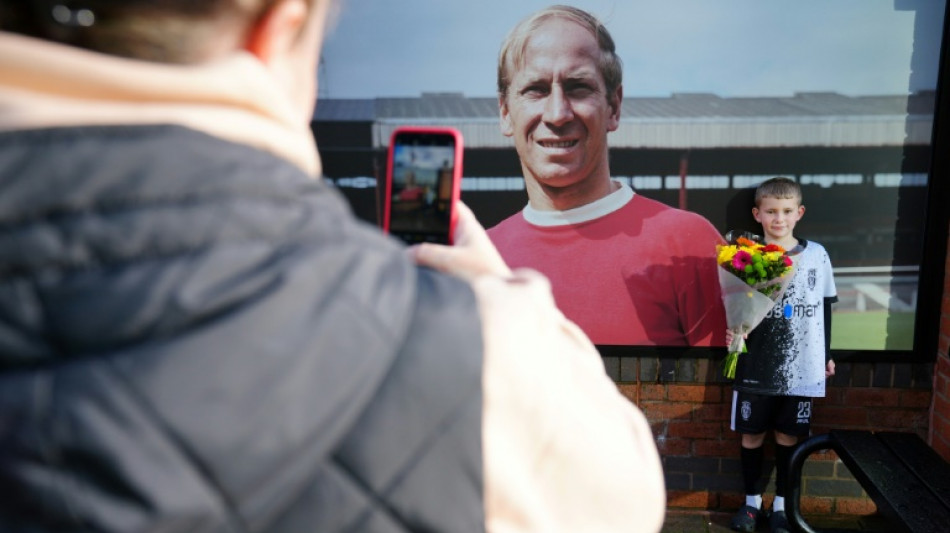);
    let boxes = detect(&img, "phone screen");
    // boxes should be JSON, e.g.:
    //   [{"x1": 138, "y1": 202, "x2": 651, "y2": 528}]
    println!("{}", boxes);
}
[{"x1": 386, "y1": 128, "x2": 461, "y2": 244}]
